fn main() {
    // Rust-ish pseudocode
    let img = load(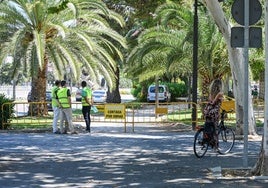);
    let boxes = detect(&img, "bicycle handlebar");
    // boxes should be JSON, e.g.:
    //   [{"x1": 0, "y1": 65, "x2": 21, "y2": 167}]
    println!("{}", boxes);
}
[{"x1": 221, "y1": 108, "x2": 234, "y2": 114}]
